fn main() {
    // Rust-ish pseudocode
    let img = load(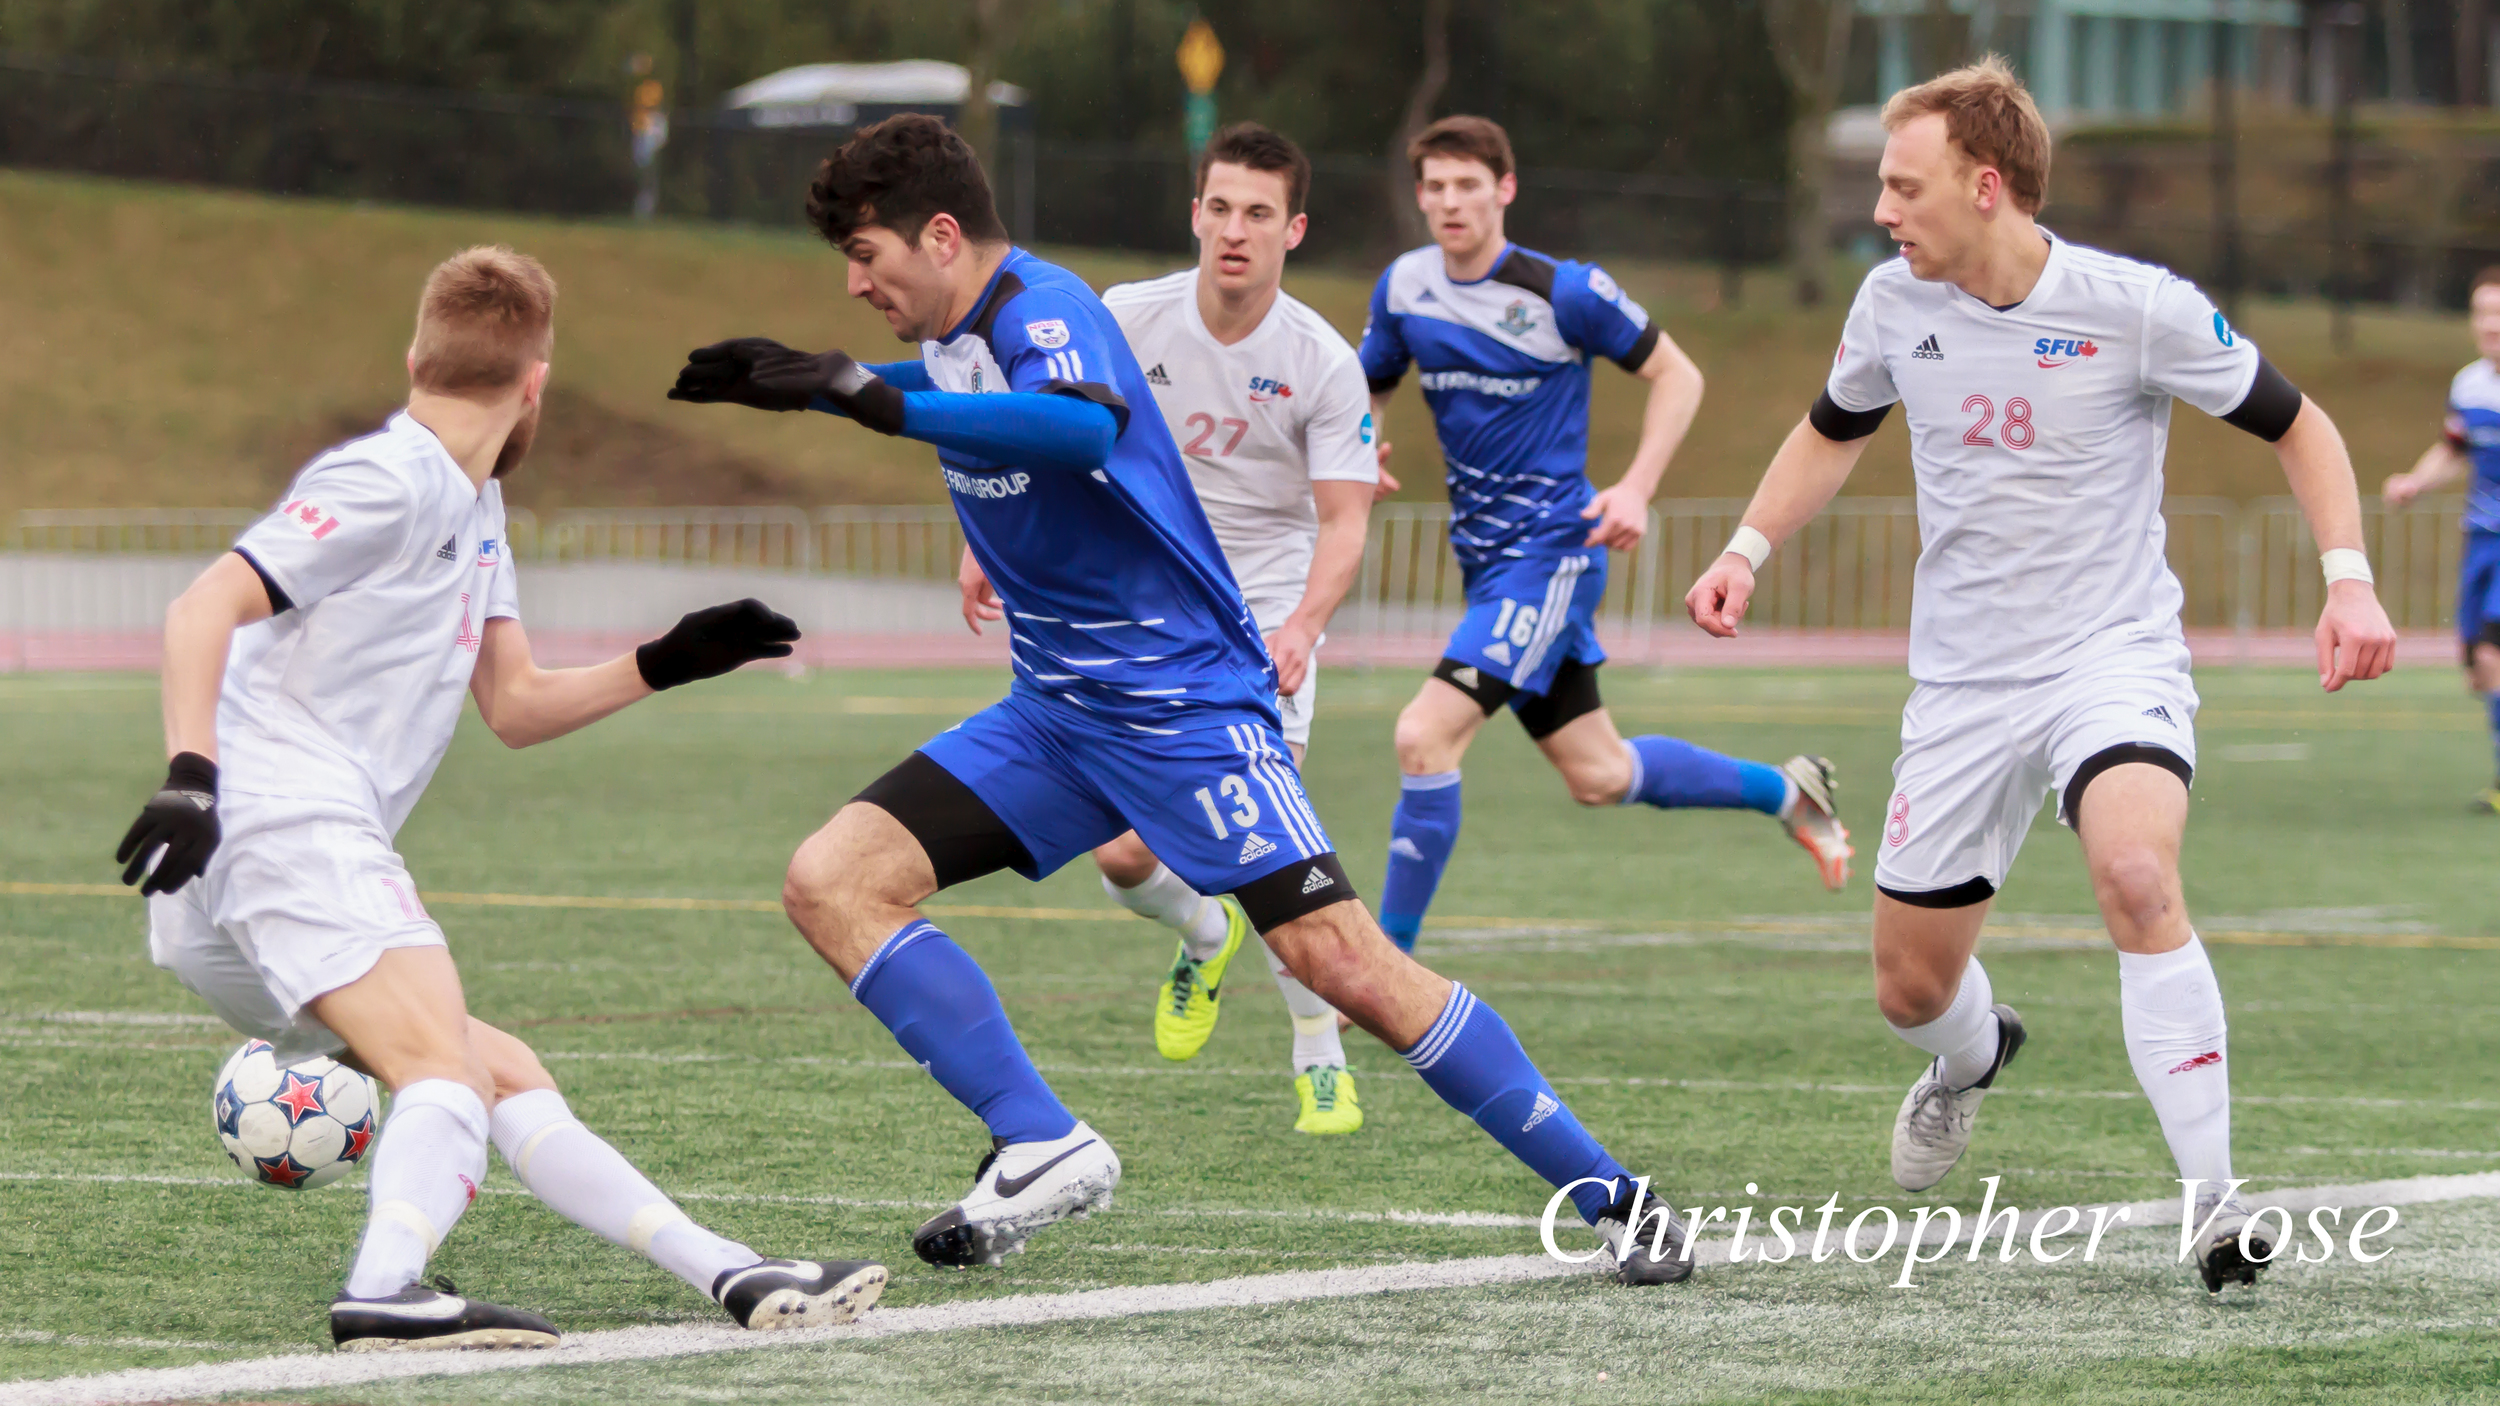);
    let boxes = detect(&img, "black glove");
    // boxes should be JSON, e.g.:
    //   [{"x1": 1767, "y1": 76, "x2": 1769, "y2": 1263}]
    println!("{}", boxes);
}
[
  {"x1": 116, "y1": 752, "x2": 221, "y2": 896},
  {"x1": 667, "y1": 339, "x2": 907, "y2": 434},
  {"x1": 635, "y1": 599, "x2": 802, "y2": 691}
]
